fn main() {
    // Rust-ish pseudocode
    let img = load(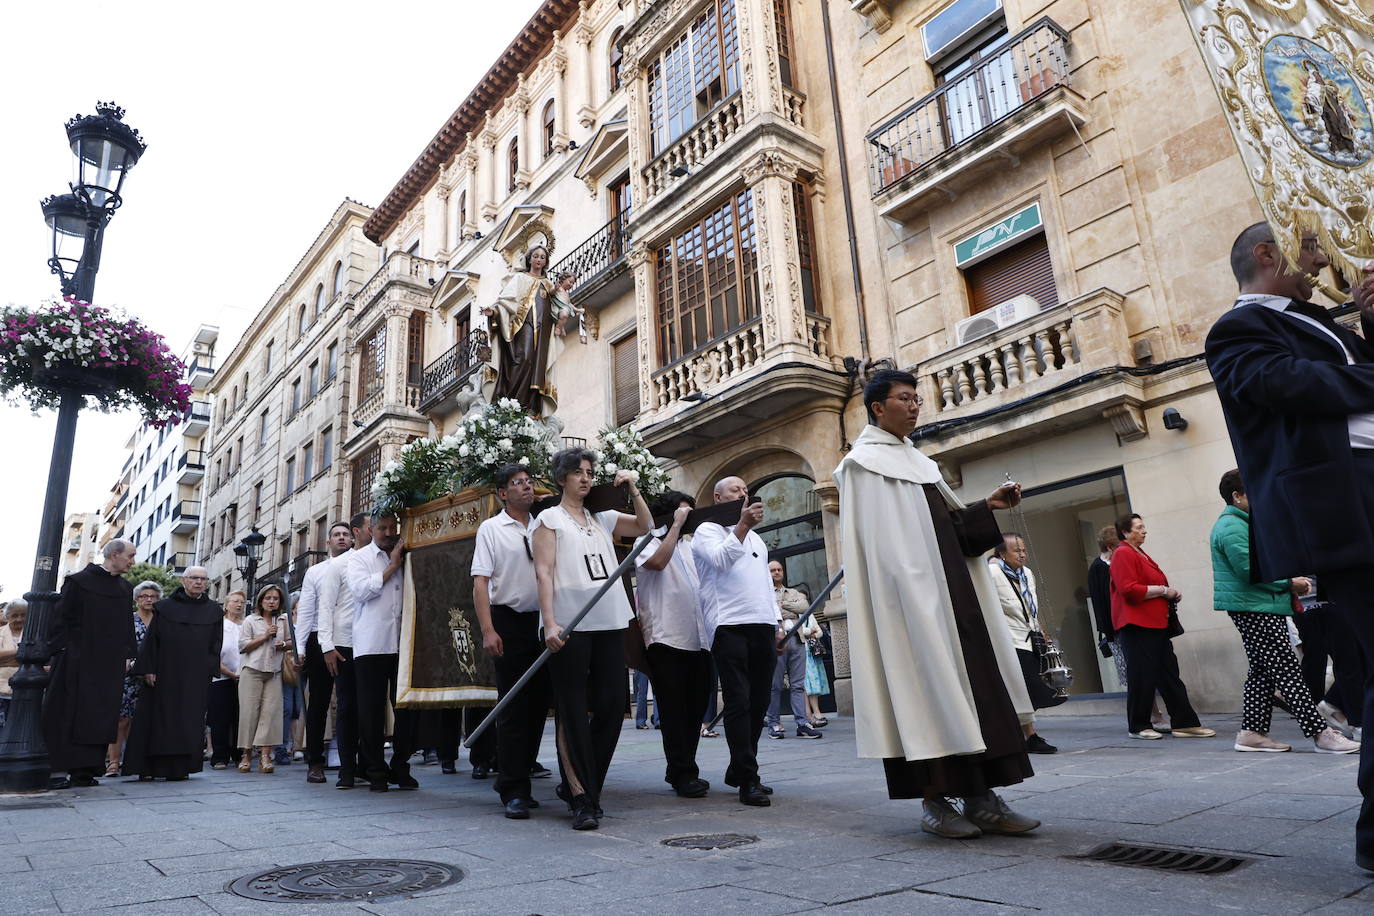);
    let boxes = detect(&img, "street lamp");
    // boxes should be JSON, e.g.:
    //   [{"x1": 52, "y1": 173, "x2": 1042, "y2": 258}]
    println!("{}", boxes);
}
[
  {"x1": 41, "y1": 103, "x2": 145, "y2": 301},
  {"x1": 0, "y1": 103, "x2": 145, "y2": 792},
  {"x1": 235, "y1": 528, "x2": 267, "y2": 600}
]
